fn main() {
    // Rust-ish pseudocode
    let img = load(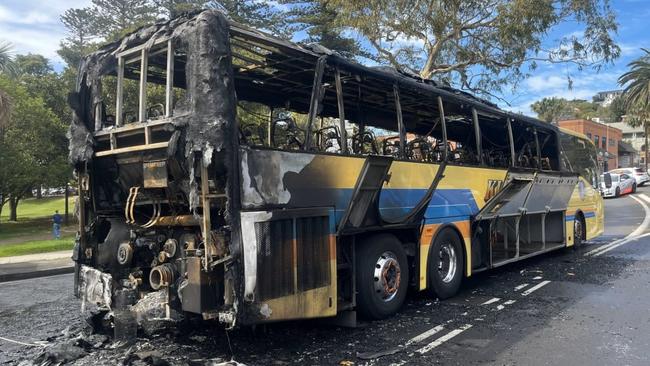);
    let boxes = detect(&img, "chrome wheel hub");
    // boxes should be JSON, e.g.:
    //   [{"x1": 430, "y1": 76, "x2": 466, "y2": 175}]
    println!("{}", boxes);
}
[
  {"x1": 575, "y1": 219, "x2": 583, "y2": 241},
  {"x1": 373, "y1": 251, "x2": 401, "y2": 302},
  {"x1": 438, "y1": 243, "x2": 457, "y2": 283}
]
